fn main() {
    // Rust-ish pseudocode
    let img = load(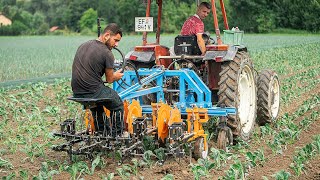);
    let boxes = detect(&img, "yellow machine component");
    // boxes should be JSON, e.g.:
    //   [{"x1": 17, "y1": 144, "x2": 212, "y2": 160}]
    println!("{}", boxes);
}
[
  {"x1": 157, "y1": 103, "x2": 172, "y2": 142},
  {"x1": 123, "y1": 100, "x2": 129, "y2": 131},
  {"x1": 85, "y1": 109, "x2": 95, "y2": 133},
  {"x1": 127, "y1": 100, "x2": 142, "y2": 134},
  {"x1": 103, "y1": 106, "x2": 111, "y2": 118},
  {"x1": 186, "y1": 107, "x2": 209, "y2": 152},
  {"x1": 151, "y1": 102, "x2": 164, "y2": 127},
  {"x1": 168, "y1": 108, "x2": 182, "y2": 126}
]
